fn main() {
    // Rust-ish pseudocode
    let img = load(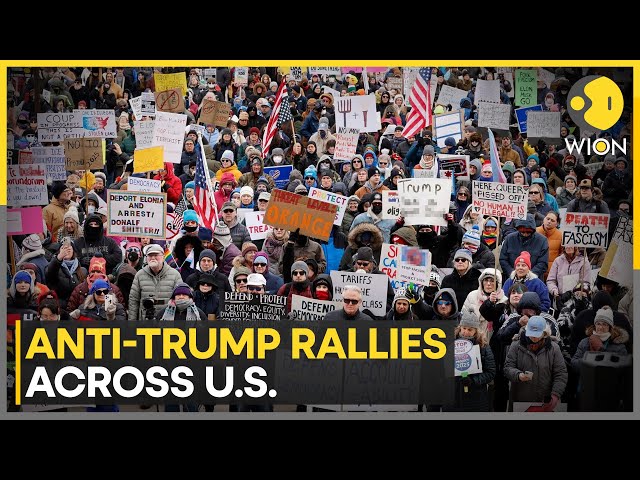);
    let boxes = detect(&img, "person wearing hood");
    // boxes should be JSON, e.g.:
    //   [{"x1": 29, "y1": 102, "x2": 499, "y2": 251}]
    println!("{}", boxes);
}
[
  {"x1": 441, "y1": 249, "x2": 482, "y2": 309},
  {"x1": 212, "y1": 127, "x2": 239, "y2": 163},
  {"x1": 194, "y1": 273, "x2": 220, "y2": 320},
  {"x1": 45, "y1": 241, "x2": 87, "y2": 311},
  {"x1": 354, "y1": 166, "x2": 389, "y2": 199},
  {"x1": 298, "y1": 141, "x2": 320, "y2": 174},
  {"x1": 277, "y1": 261, "x2": 314, "y2": 313},
  {"x1": 500, "y1": 161, "x2": 516, "y2": 184},
  {"x1": 481, "y1": 217, "x2": 499, "y2": 251},
  {"x1": 16, "y1": 234, "x2": 49, "y2": 283},
  {"x1": 502, "y1": 251, "x2": 551, "y2": 311},
  {"x1": 415, "y1": 287, "x2": 461, "y2": 321},
  {"x1": 7, "y1": 270, "x2": 39, "y2": 316},
  {"x1": 544, "y1": 155, "x2": 566, "y2": 196},
  {"x1": 462, "y1": 268, "x2": 506, "y2": 336},
  {"x1": 317, "y1": 156, "x2": 341, "y2": 184},
  {"x1": 350, "y1": 192, "x2": 395, "y2": 244},
  {"x1": 238, "y1": 127, "x2": 263, "y2": 165},
  {"x1": 262, "y1": 227, "x2": 288, "y2": 275},
  {"x1": 278, "y1": 228, "x2": 326, "y2": 280},
  {"x1": 308, "y1": 117, "x2": 335, "y2": 154},
  {"x1": 311, "y1": 274, "x2": 333, "y2": 301},
  {"x1": 499, "y1": 214, "x2": 549, "y2": 279},
  {"x1": 213, "y1": 172, "x2": 237, "y2": 212},
  {"x1": 43, "y1": 181, "x2": 71, "y2": 242},
  {"x1": 464, "y1": 133, "x2": 485, "y2": 161},
  {"x1": 341, "y1": 195, "x2": 361, "y2": 237},
  {"x1": 447, "y1": 225, "x2": 495, "y2": 270},
  {"x1": 73, "y1": 214, "x2": 122, "y2": 275},
  {"x1": 458, "y1": 204, "x2": 483, "y2": 232},
  {"x1": 299, "y1": 103, "x2": 323, "y2": 143},
  {"x1": 556, "y1": 174, "x2": 578, "y2": 208},
  {"x1": 362, "y1": 148, "x2": 379, "y2": 169},
  {"x1": 238, "y1": 156, "x2": 276, "y2": 190},
  {"x1": 453, "y1": 186, "x2": 471, "y2": 223},
  {"x1": 263, "y1": 147, "x2": 289, "y2": 168},
  {"x1": 152, "y1": 163, "x2": 182, "y2": 204},
  {"x1": 498, "y1": 133, "x2": 522, "y2": 167},
  {"x1": 531, "y1": 178, "x2": 558, "y2": 213},
  {"x1": 155, "y1": 282, "x2": 207, "y2": 321},
  {"x1": 592, "y1": 154, "x2": 616, "y2": 189},
  {"x1": 339, "y1": 222, "x2": 384, "y2": 271},
  {"x1": 386, "y1": 289, "x2": 420, "y2": 321},
  {"x1": 602, "y1": 157, "x2": 632, "y2": 208}
]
